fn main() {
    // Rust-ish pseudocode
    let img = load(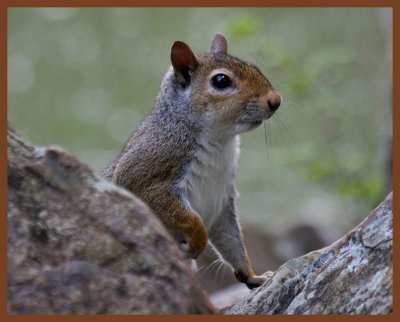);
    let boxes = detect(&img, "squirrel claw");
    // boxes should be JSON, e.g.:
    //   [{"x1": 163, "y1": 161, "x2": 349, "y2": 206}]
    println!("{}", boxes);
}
[
  {"x1": 179, "y1": 240, "x2": 189, "y2": 251},
  {"x1": 179, "y1": 239, "x2": 202, "y2": 259},
  {"x1": 261, "y1": 270, "x2": 274, "y2": 278}
]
